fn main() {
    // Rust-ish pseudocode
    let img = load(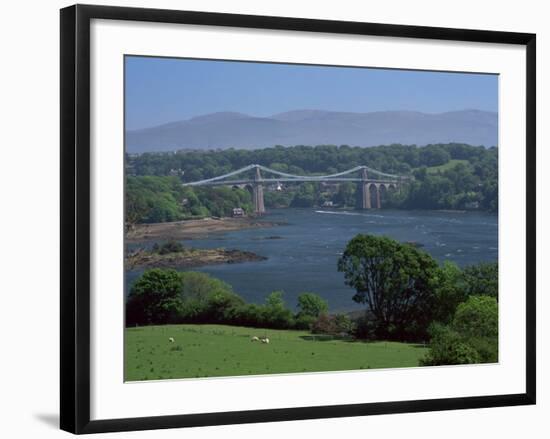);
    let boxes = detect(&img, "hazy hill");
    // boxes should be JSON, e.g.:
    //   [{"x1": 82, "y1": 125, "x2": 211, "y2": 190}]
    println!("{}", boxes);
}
[{"x1": 126, "y1": 109, "x2": 498, "y2": 153}]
